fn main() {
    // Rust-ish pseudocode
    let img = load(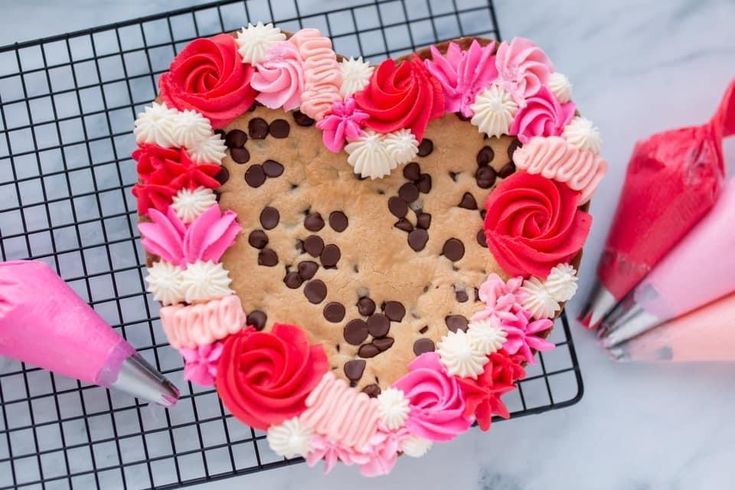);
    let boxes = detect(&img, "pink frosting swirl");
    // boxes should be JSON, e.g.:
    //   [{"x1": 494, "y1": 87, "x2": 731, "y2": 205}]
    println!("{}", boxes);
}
[
  {"x1": 392, "y1": 352, "x2": 471, "y2": 442},
  {"x1": 500, "y1": 309, "x2": 555, "y2": 363},
  {"x1": 180, "y1": 341, "x2": 223, "y2": 386},
  {"x1": 251, "y1": 41, "x2": 305, "y2": 111},
  {"x1": 509, "y1": 87, "x2": 575, "y2": 144},
  {"x1": 316, "y1": 97, "x2": 369, "y2": 152},
  {"x1": 513, "y1": 136, "x2": 607, "y2": 204},
  {"x1": 160, "y1": 294, "x2": 246, "y2": 348},
  {"x1": 424, "y1": 40, "x2": 498, "y2": 117},
  {"x1": 138, "y1": 203, "x2": 241, "y2": 266},
  {"x1": 289, "y1": 29, "x2": 342, "y2": 120},
  {"x1": 495, "y1": 37, "x2": 553, "y2": 104}
]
